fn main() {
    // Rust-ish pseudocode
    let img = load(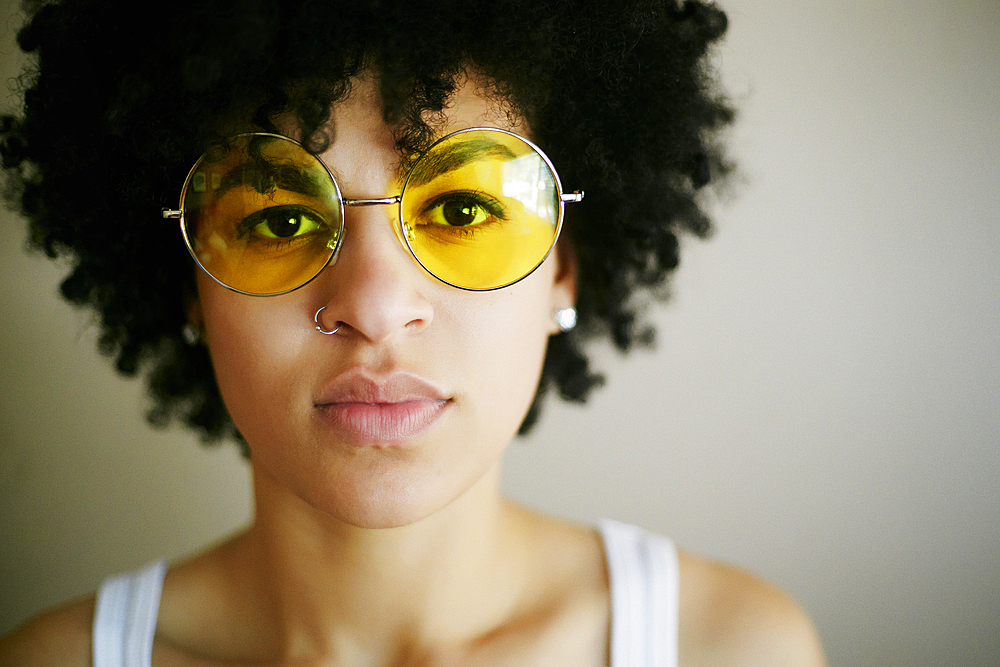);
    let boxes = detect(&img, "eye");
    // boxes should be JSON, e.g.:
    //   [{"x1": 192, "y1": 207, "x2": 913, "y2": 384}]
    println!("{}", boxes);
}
[
  {"x1": 240, "y1": 205, "x2": 325, "y2": 240},
  {"x1": 439, "y1": 197, "x2": 488, "y2": 227},
  {"x1": 421, "y1": 193, "x2": 506, "y2": 227}
]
